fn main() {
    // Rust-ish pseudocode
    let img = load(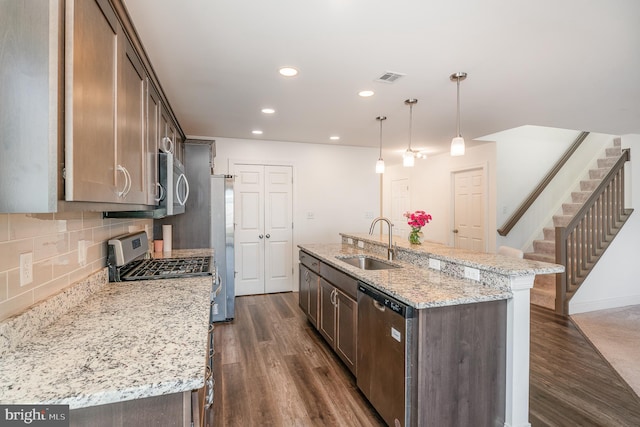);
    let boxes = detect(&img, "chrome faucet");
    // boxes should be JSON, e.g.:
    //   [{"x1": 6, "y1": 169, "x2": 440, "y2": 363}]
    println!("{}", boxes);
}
[{"x1": 369, "y1": 217, "x2": 396, "y2": 261}]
